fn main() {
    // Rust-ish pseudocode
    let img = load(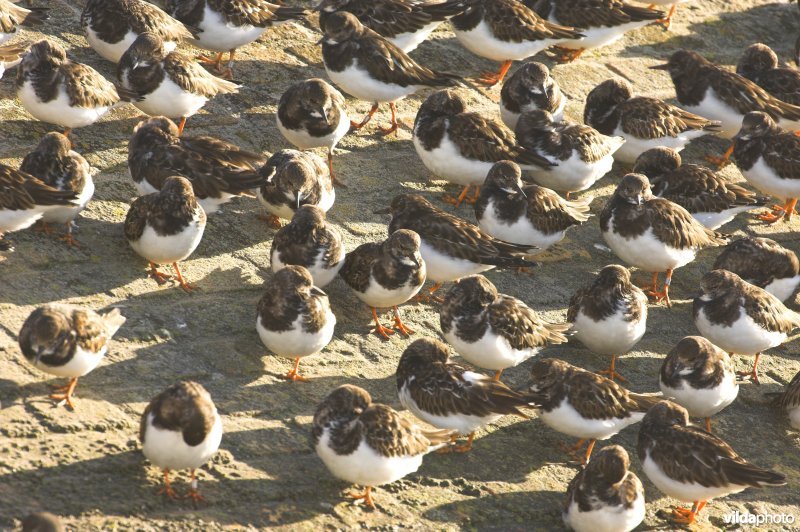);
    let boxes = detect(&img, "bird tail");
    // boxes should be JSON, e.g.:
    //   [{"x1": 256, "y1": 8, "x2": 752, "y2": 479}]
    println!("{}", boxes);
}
[
  {"x1": 422, "y1": 0, "x2": 470, "y2": 21},
  {"x1": 274, "y1": 6, "x2": 310, "y2": 23},
  {"x1": 562, "y1": 195, "x2": 594, "y2": 223},
  {"x1": 101, "y1": 308, "x2": 127, "y2": 337},
  {"x1": 18, "y1": 6, "x2": 50, "y2": 26},
  {"x1": 424, "y1": 428, "x2": 457, "y2": 452},
  {"x1": 621, "y1": 3, "x2": 665, "y2": 22},
  {"x1": 223, "y1": 169, "x2": 270, "y2": 194},
  {"x1": 720, "y1": 458, "x2": 787, "y2": 488},
  {"x1": 629, "y1": 392, "x2": 664, "y2": 413},
  {"x1": 542, "y1": 21, "x2": 585, "y2": 41}
]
